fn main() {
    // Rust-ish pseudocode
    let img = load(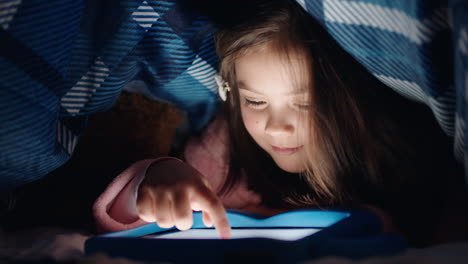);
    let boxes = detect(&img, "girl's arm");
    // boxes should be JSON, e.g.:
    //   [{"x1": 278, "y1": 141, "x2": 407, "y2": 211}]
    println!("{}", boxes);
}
[{"x1": 92, "y1": 158, "x2": 169, "y2": 233}]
